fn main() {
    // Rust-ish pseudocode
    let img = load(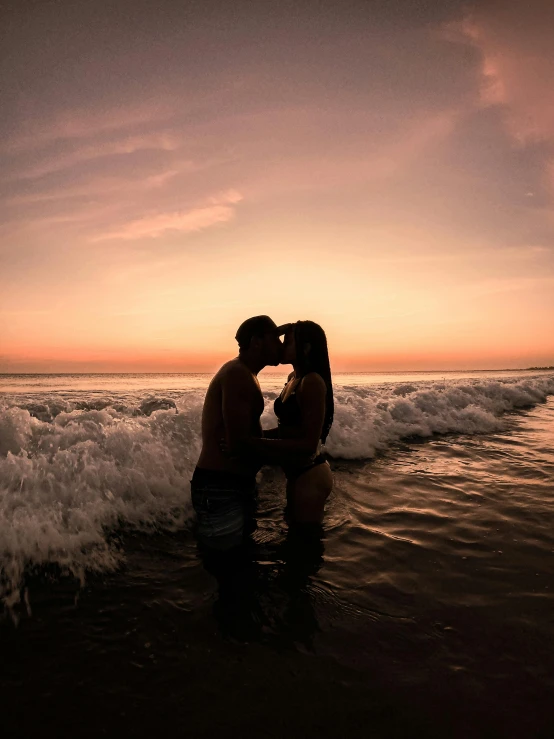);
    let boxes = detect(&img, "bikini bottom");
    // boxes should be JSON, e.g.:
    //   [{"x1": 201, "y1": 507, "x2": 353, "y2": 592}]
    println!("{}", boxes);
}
[{"x1": 283, "y1": 453, "x2": 328, "y2": 483}]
